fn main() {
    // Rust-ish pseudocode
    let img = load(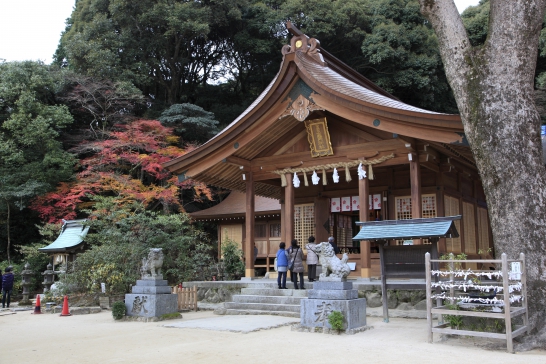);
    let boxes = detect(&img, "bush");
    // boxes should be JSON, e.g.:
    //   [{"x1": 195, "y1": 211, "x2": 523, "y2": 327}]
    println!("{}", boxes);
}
[
  {"x1": 328, "y1": 311, "x2": 344, "y2": 333},
  {"x1": 112, "y1": 301, "x2": 126, "y2": 320},
  {"x1": 221, "y1": 239, "x2": 245, "y2": 280}
]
